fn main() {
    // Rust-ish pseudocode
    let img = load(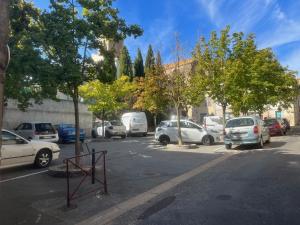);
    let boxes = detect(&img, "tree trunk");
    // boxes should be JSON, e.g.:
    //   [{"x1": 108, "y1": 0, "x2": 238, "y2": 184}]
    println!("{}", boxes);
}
[
  {"x1": 153, "y1": 113, "x2": 157, "y2": 129},
  {"x1": 102, "y1": 109, "x2": 105, "y2": 138},
  {"x1": 222, "y1": 104, "x2": 227, "y2": 127},
  {"x1": 0, "y1": 0, "x2": 10, "y2": 164},
  {"x1": 176, "y1": 105, "x2": 183, "y2": 145},
  {"x1": 72, "y1": 86, "x2": 81, "y2": 164}
]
